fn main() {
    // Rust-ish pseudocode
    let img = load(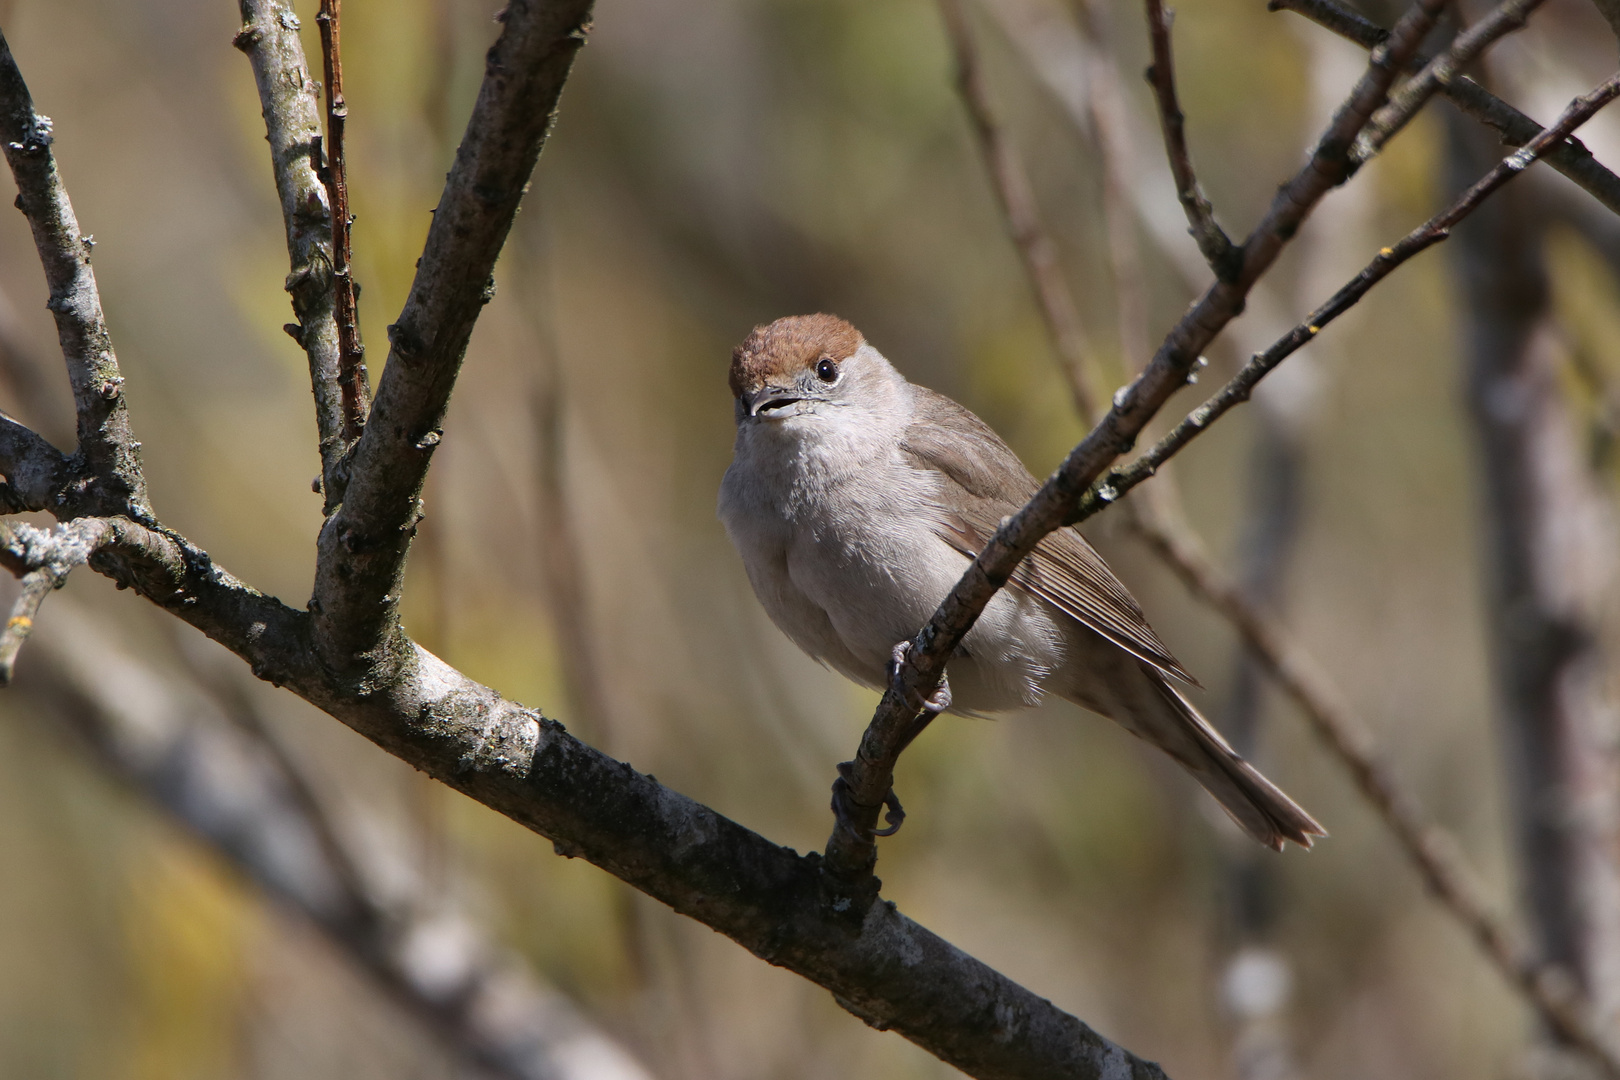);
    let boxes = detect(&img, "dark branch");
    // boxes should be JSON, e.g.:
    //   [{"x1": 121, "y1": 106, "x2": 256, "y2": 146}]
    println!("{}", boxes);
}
[
  {"x1": 0, "y1": 29, "x2": 149, "y2": 518},
  {"x1": 1273, "y1": 0, "x2": 1620, "y2": 216},
  {"x1": 233, "y1": 0, "x2": 349, "y2": 509},
  {"x1": 820, "y1": 0, "x2": 1448, "y2": 884},
  {"x1": 1072, "y1": 74, "x2": 1620, "y2": 525},
  {"x1": 1143, "y1": 0, "x2": 1240, "y2": 279},
  {"x1": 310, "y1": 0, "x2": 594, "y2": 681},
  {"x1": 316, "y1": 0, "x2": 370, "y2": 445},
  {"x1": 1352, "y1": 0, "x2": 1549, "y2": 164}
]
